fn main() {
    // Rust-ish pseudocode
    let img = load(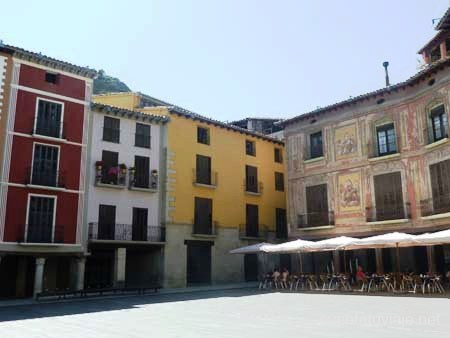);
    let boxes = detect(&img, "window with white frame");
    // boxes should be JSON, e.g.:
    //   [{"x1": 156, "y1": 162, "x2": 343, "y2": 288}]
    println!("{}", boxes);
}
[
  {"x1": 35, "y1": 99, "x2": 63, "y2": 138},
  {"x1": 31, "y1": 144, "x2": 60, "y2": 187},
  {"x1": 27, "y1": 195, "x2": 56, "y2": 243}
]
